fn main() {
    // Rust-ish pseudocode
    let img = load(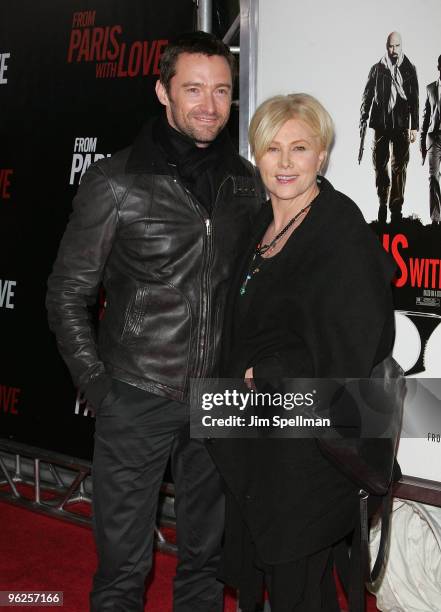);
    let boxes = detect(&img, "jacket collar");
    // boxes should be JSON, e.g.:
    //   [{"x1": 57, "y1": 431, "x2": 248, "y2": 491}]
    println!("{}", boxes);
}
[{"x1": 126, "y1": 116, "x2": 250, "y2": 177}]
